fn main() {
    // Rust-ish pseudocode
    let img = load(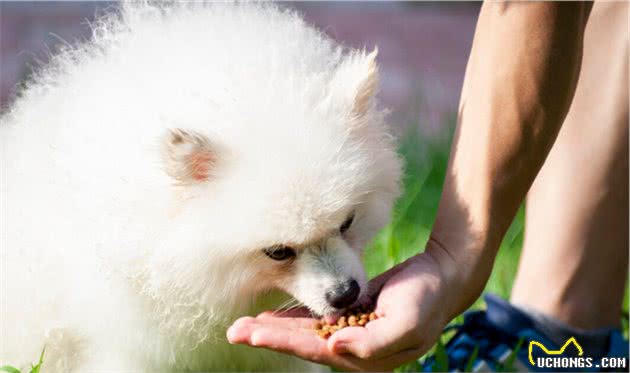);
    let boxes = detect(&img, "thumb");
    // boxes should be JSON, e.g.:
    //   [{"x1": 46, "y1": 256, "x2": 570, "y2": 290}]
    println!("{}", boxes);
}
[{"x1": 327, "y1": 317, "x2": 410, "y2": 360}]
